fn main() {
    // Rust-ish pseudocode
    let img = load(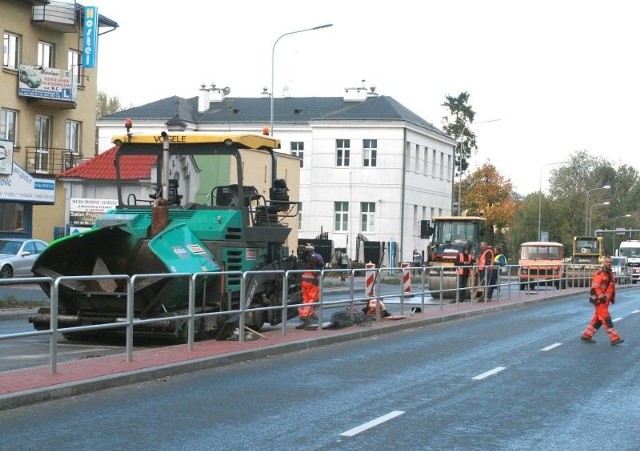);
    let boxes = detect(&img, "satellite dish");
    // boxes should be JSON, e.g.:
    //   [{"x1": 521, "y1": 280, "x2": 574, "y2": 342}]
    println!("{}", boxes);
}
[{"x1": 223, "y1": 87, "x2": 231, "y2": 95}]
